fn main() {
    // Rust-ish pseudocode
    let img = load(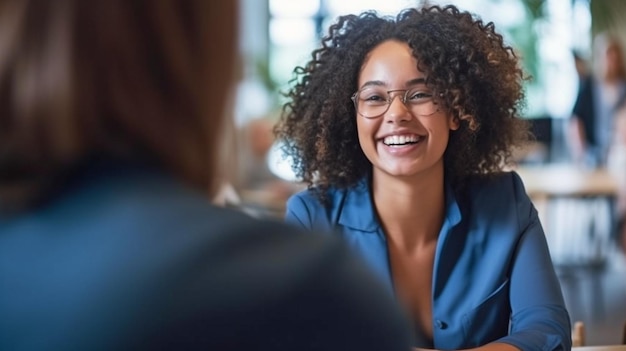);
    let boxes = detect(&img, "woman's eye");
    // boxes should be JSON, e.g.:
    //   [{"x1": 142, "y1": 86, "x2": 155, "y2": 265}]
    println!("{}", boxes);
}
[
  {"x1": 408, "y1": 91, "x2": 432, "y2": 101},
  {"x1": 363, "y1": 95, "x2": 386, "y2": 103}
]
